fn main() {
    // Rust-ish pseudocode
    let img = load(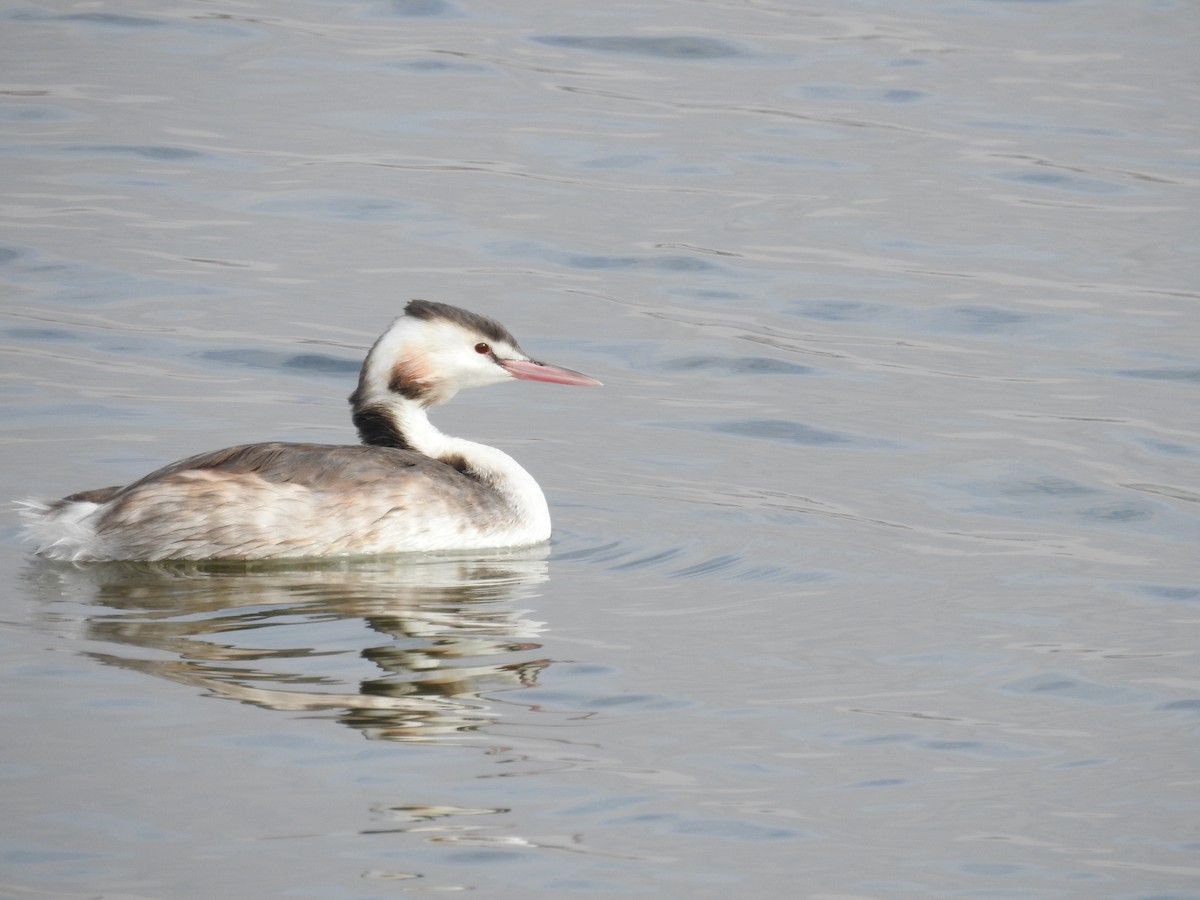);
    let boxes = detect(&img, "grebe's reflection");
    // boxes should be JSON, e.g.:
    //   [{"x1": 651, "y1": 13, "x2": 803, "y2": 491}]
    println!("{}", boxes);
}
[{"x1": 25, "y1": 549, "x2": 552, "y2": 741}]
